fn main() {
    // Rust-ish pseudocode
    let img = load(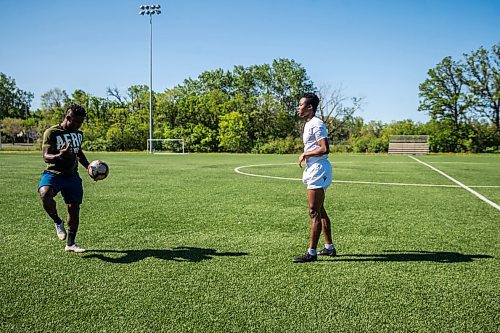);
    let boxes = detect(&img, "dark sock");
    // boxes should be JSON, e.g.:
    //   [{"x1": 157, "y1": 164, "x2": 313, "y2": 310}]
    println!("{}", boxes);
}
[
  {"x1": 49, "y1": 212, "x2": 63, "y2": 225},
  {"x1": 67, "y1": 230, "x2": 77, "y2": 246}
]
